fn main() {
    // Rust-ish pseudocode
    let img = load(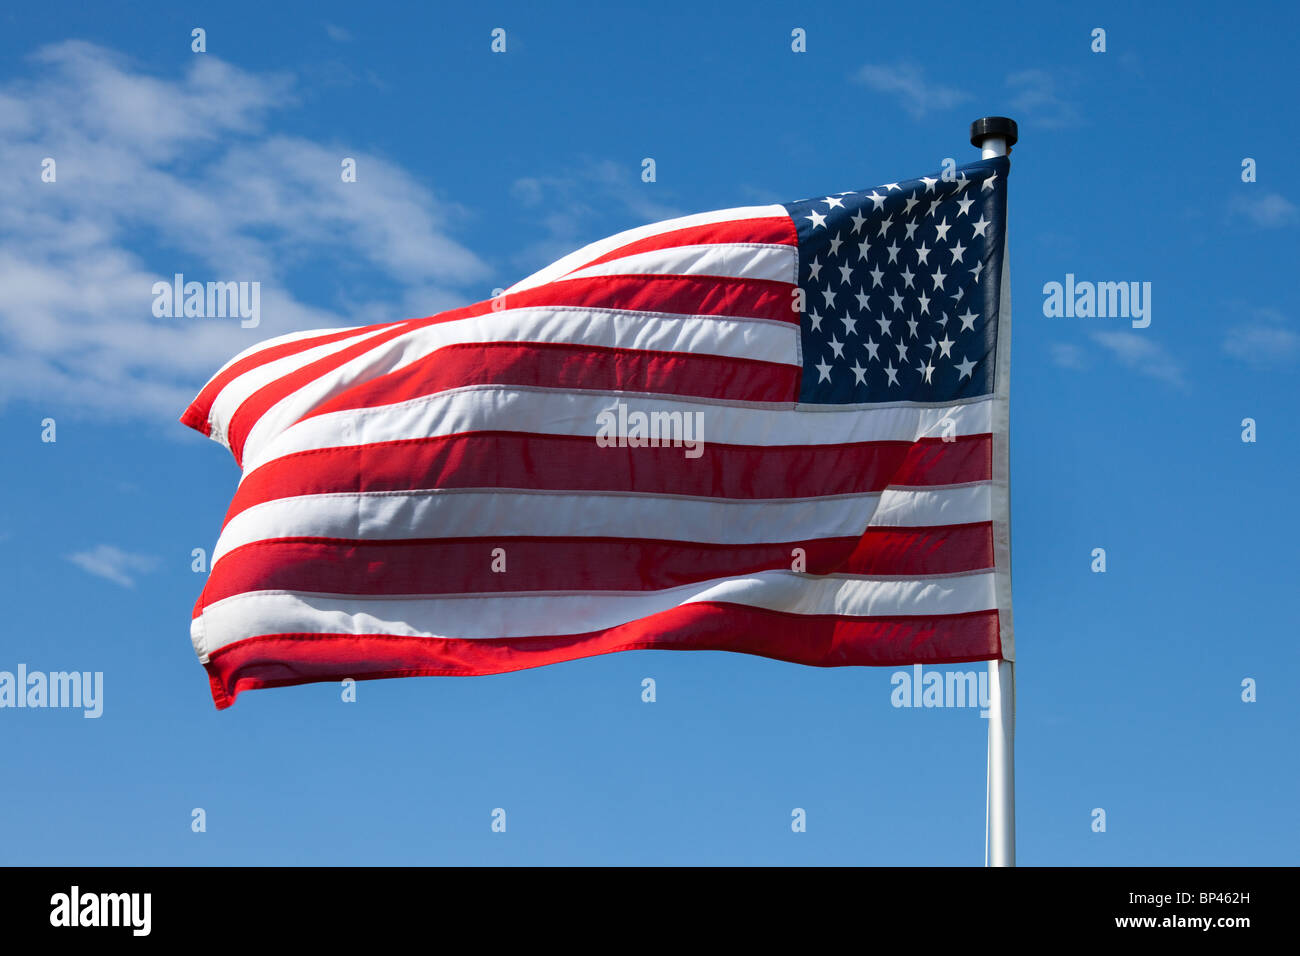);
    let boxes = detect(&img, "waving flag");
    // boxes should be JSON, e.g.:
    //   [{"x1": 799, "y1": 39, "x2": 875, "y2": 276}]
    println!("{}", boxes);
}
[{"x1": 182, "y1": 156, "x2": 1014, "y2": 709}]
